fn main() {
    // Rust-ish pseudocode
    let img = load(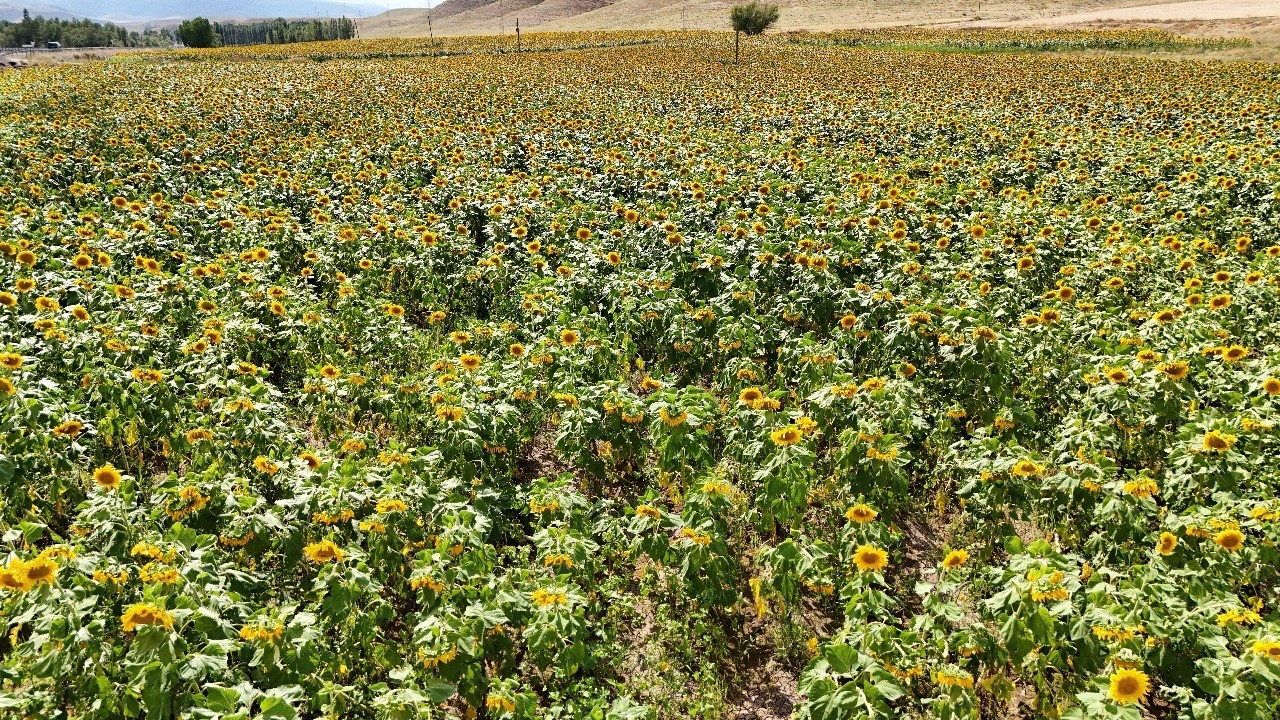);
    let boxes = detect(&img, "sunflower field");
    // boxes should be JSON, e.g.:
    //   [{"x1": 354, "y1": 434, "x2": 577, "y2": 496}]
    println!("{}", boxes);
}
[{"x1": 1, "y1": 29, "x2": 1280, "y2": 720}]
